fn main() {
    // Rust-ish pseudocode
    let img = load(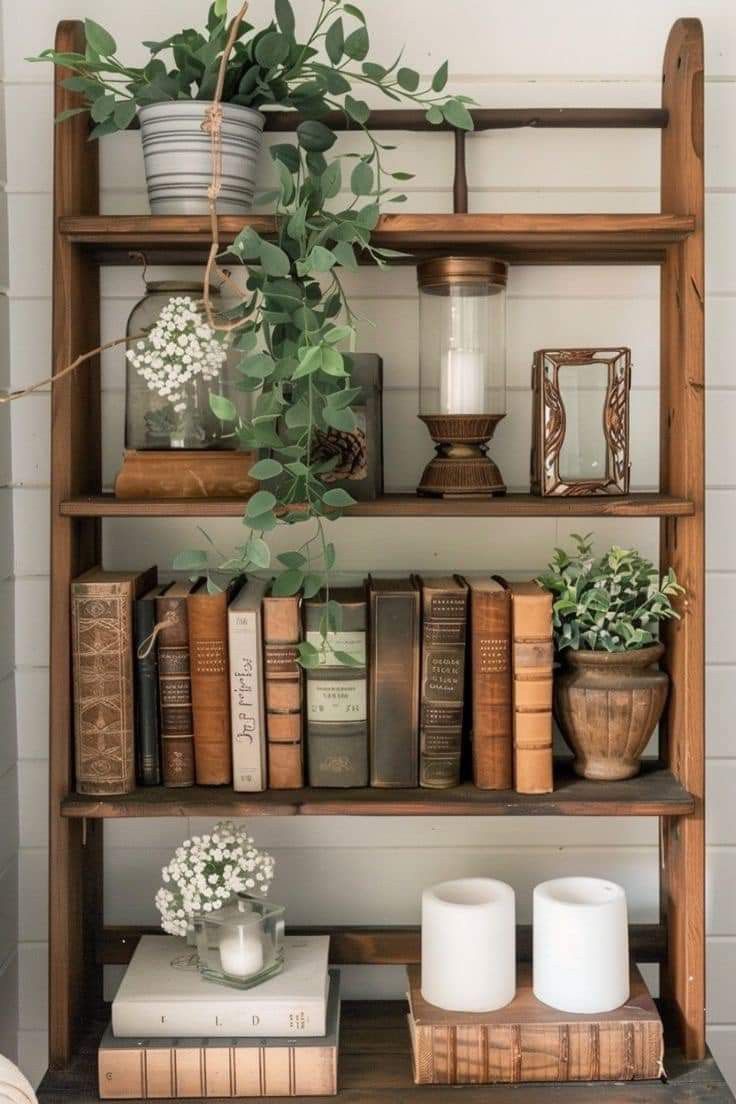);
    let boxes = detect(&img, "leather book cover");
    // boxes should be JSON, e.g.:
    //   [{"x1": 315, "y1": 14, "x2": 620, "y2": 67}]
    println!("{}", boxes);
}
[
  {"x1": 99, "y1": 971, "x2": 340, "y2": 1099},
  {"x1": 71, "y1": 566, "x2": 158, "y2": 796},
  {"x1": 368, "y1": 576, "x2": 420, "y2": 787},
  {"x1": 228, "y1": 577, "x2": 269, "y2": 792},
  {"x1": 156, "y1": 579, "x2": 200, "y2": 788},
  {"x1": 415, "y1": 575, "x2": 468, "y2": 789},
  {"x1": 406, "y1": 963, "x2": 663, "y2": 1084},
  {"x1": 510, "y1": 581, "x2": 554, "y2": 794},
  {"x1": 304, "y1": 587, "x2": 368, "y2": 788},
  {"x1": 467, "y1": 577, "x2": 512, "y2": 790},
  {"x1": 263, "y1": 591, "x2": 304, "y2": 789},
  {"x1": 133, "y1": 583, "x2": 170, "y2": 787},
  {"x1": 189, "y1": 577, "x2": 245, "y2": 786}
]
